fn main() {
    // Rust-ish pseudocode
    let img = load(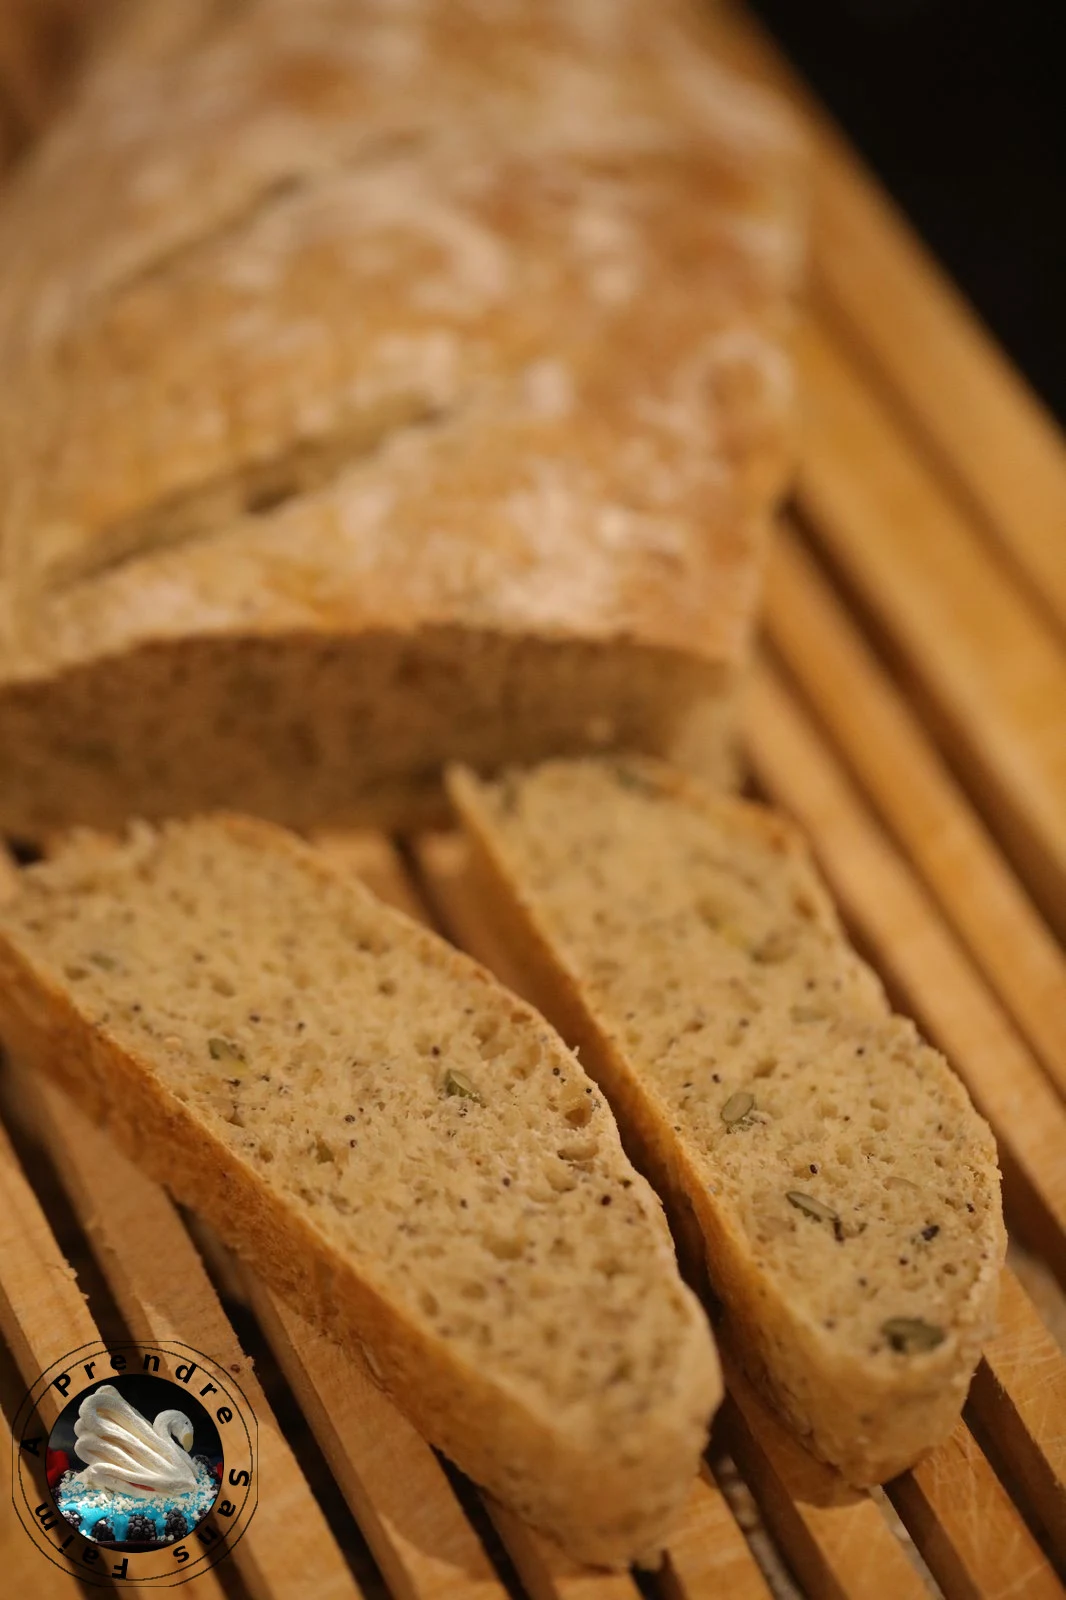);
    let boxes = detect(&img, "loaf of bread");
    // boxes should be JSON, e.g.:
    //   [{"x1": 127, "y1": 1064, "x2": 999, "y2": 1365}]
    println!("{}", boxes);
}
[
  {"x1": 0, "y1": 0, "x2": 802, "y2": 836},
  {"x1": 0, "y1": 814, "x2": 721, "y2": 1565},
  {"x1": 447, "y1": 758, "x2": 1006, "y2": 1483}
]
